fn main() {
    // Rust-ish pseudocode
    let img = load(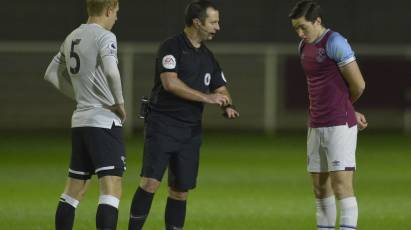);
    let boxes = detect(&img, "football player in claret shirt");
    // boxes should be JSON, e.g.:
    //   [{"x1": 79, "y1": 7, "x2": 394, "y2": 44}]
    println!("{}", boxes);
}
[{"x1": 289, "y1": 1, "x2": 368, "y2": 230}]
